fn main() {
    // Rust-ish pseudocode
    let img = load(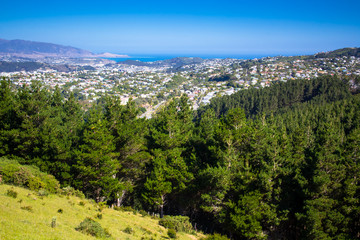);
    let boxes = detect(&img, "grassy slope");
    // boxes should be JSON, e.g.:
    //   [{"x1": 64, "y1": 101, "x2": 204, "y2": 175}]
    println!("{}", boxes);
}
[{"x1": 0, "y1": 184, "x2": 203, "y2": 240}]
